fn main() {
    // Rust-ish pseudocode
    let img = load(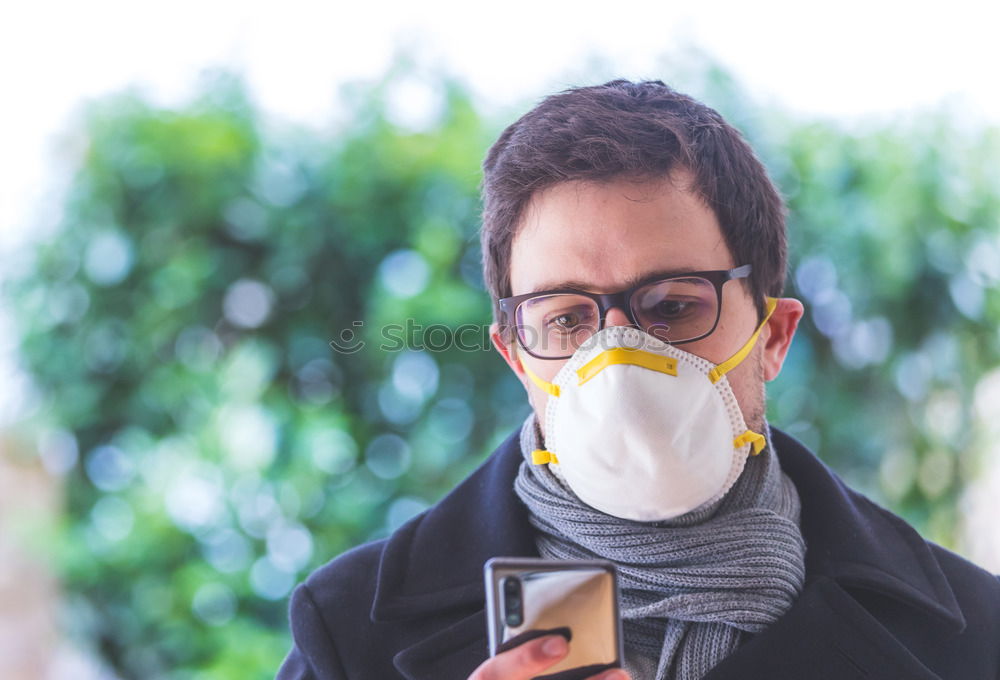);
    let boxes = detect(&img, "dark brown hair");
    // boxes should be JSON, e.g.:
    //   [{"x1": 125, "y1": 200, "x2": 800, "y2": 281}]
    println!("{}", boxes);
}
[{"x1": 480, "y1": 79, "x2": 786, "y2": 327}]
